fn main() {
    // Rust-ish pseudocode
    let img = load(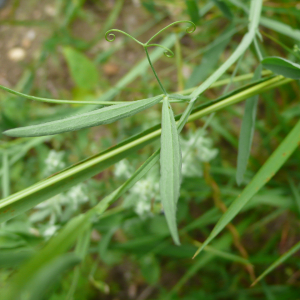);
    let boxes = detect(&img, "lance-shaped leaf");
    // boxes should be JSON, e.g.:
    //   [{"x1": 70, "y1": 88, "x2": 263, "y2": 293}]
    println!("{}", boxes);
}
[
  {"x1": 3, "y1": 213, "x2": 90, "y2": 300},
  {"x1": 212, "y1": 0, "x2": 233, "y2": 19},
  {"x1": 262, "y1": 57, "x2": 300, "y2": 79},
  {"x1": 24, "y1": 254, "x2": 81, "y2": 300},
  {"x1": 160, "y1": 97, "x2": 182, "y2": 245},
  {"x1": 251, "y1": 240, "x2": 300, "y2": 286},
  {"x1": 194, "y1": 118, "x2": 300, "y2": 258},
  {"x1": 4, "y1": 95, "x2": 163, "y2": 137},
  {"x1": 236, "y1": 65, "x2": 262, "y2": 185}
]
